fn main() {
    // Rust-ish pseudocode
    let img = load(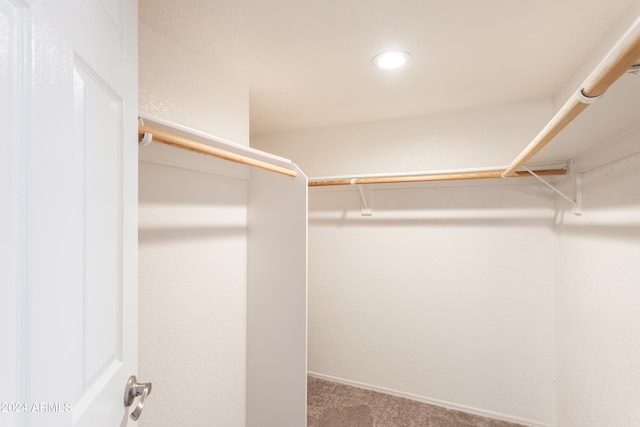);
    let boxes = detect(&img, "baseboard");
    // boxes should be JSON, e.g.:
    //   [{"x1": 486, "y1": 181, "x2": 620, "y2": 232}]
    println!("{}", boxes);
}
[{"x1": 307, "y1": 371, "x2": 556, "y2": 427}]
